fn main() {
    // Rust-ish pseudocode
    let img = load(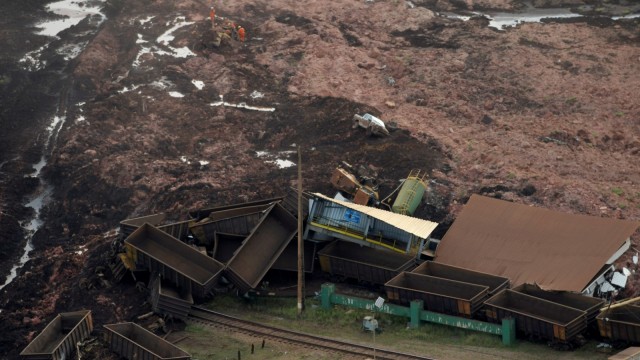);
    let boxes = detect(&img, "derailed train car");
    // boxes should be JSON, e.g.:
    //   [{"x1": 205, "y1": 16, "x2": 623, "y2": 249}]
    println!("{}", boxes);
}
[
  {"x1": 125, "y1": 223, "x2": 225, "y2": 299},
  {"x1": 318, "y1": 240, "x2": 416, "y2": 285},
  {"x1": 20, "y1": 310, "x2": 93, "y2": 360},
  {"x1": 189, "y1": 203, "x2": 275, "y2": 246},
  {"x1": 104, "y1": 322, "x2": 191, "y2": 360},
  {"x1": 226, "y1": 203, "x2": 298, "y2": 293},
  {"x1": 598, "y1": 305, "x2": 640, "y2": 344},
  {"x1": 149, "y1": 274, "x2": 194, "y2": 320}
]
